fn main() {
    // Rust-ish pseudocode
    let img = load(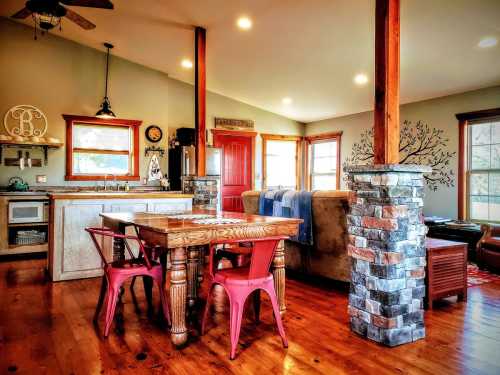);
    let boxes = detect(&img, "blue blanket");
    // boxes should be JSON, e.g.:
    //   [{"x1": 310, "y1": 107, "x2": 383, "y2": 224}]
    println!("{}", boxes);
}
[{"x1": 259, "y1": 190, "x2": 313, "y2": 246}]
